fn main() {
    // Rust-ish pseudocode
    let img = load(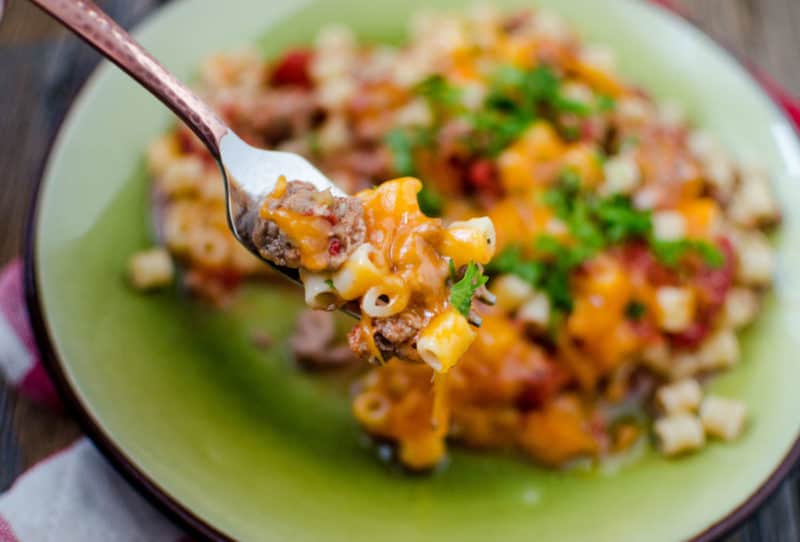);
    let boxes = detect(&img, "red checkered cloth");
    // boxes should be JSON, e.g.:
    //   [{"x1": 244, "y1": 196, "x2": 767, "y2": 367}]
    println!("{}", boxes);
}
[
  {"x1": 0, "y1": 261, "x2": 185, "y2": 541},
  {"x1": 0, "y1": 1, "x2": 798, "y2": 539}
]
